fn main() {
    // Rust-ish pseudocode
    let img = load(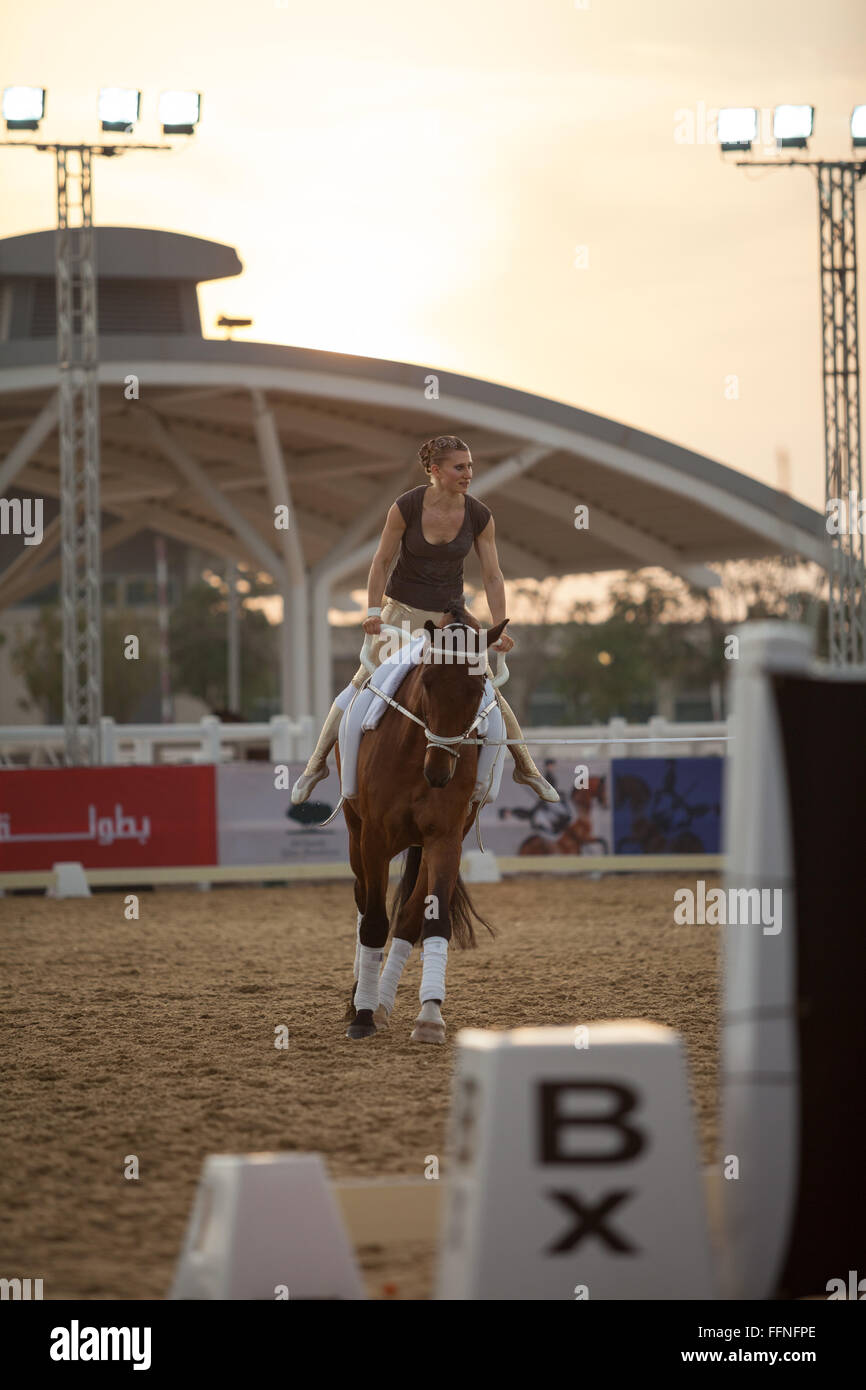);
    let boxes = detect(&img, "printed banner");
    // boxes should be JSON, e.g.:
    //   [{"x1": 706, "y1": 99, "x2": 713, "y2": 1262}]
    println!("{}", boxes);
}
[
  {"x1": 0, "y1": 766, "x2": 217, "y2": 871},
  {"x1": 611, "y1": 757, "x2": 724, "y2": 855},
  {"x1": 217, "y1": 763, "x2": 349, "y2": 866},
  {"x1": 216, "y1": 759, "x2": 614, "y2": 864},
  {"x1": 0, "y1": 755, "x2": 724, "y2": 875},
  {"x1": 474, "y1": 757, "x2": 613, "y2": 858}
]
